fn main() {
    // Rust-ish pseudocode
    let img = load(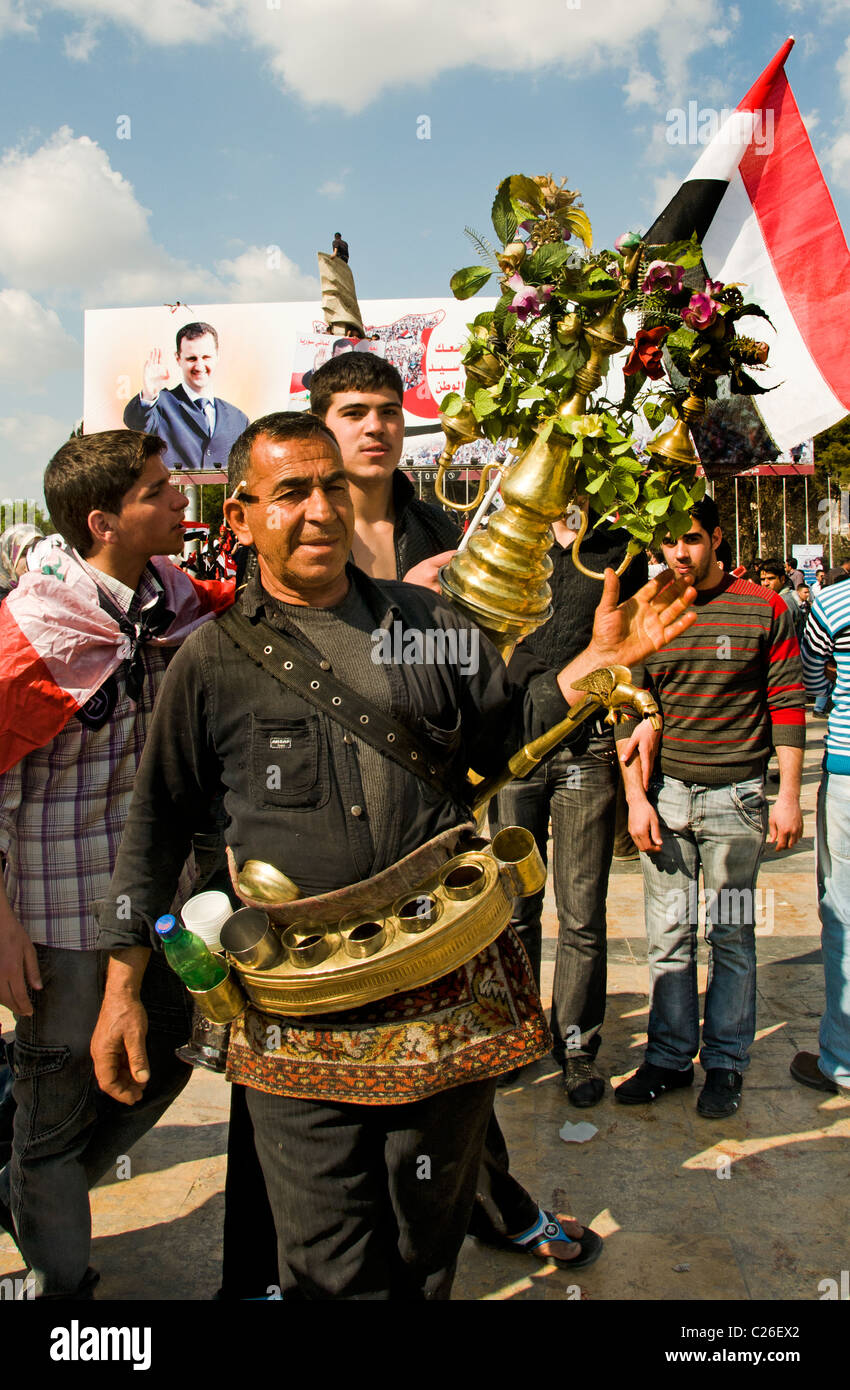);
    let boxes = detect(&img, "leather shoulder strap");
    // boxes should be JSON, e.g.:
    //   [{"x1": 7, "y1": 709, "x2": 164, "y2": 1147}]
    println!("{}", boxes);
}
[{"x1": 218, "y1": 606, "x2": 469, "y2": 805}]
